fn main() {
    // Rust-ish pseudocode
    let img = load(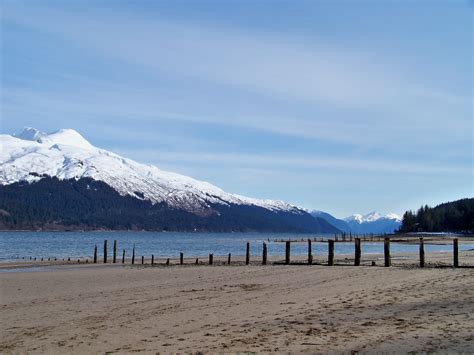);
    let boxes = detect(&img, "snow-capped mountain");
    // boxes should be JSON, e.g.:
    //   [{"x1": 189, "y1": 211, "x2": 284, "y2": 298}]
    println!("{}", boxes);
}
[
  {"x1": 345, "y1": 212, "x2": 401, "y2": 224},
  {"x1": 344, "y1": 212, "x2": 401, "y2": 234},
  {"x1": 2, "y1": 128, "x2": 298, "y2": 213},
  {"x1": 0, "y1": 128, "x2": 338, "y2": 232},
  {"x1": 311, "y1": 210, "x2": 401, "y2": 234}
]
